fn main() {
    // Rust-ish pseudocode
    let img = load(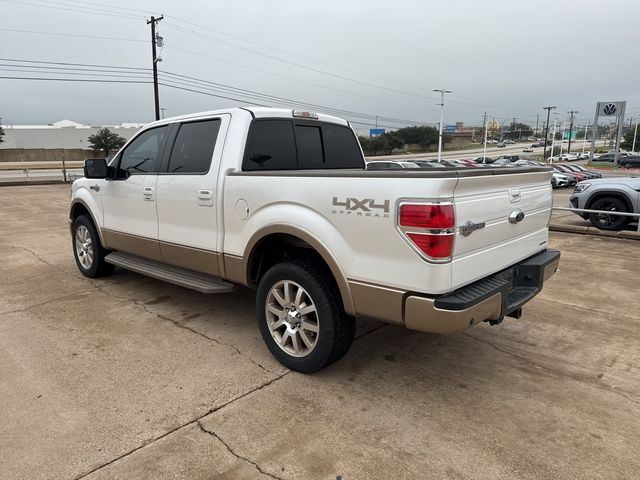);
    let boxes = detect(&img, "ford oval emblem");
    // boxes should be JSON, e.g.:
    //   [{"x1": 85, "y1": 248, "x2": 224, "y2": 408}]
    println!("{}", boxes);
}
[{"x1": 509, "y1": 209, "x2": 525, "y2": 224}]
